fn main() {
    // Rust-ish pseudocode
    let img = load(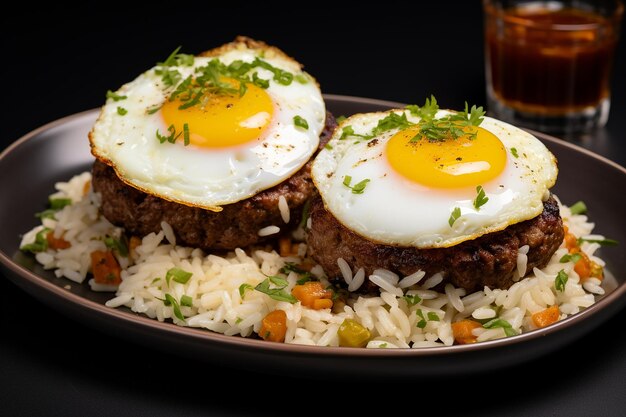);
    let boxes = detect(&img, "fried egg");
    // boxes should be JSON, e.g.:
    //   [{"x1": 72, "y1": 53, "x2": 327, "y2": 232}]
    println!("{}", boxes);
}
[
  {"x1": 90, "y1": 38, "x2": 325, "y2": 211},
  {"x1": 312, "y1": 109, "x2": 558, "y2": 248}
]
